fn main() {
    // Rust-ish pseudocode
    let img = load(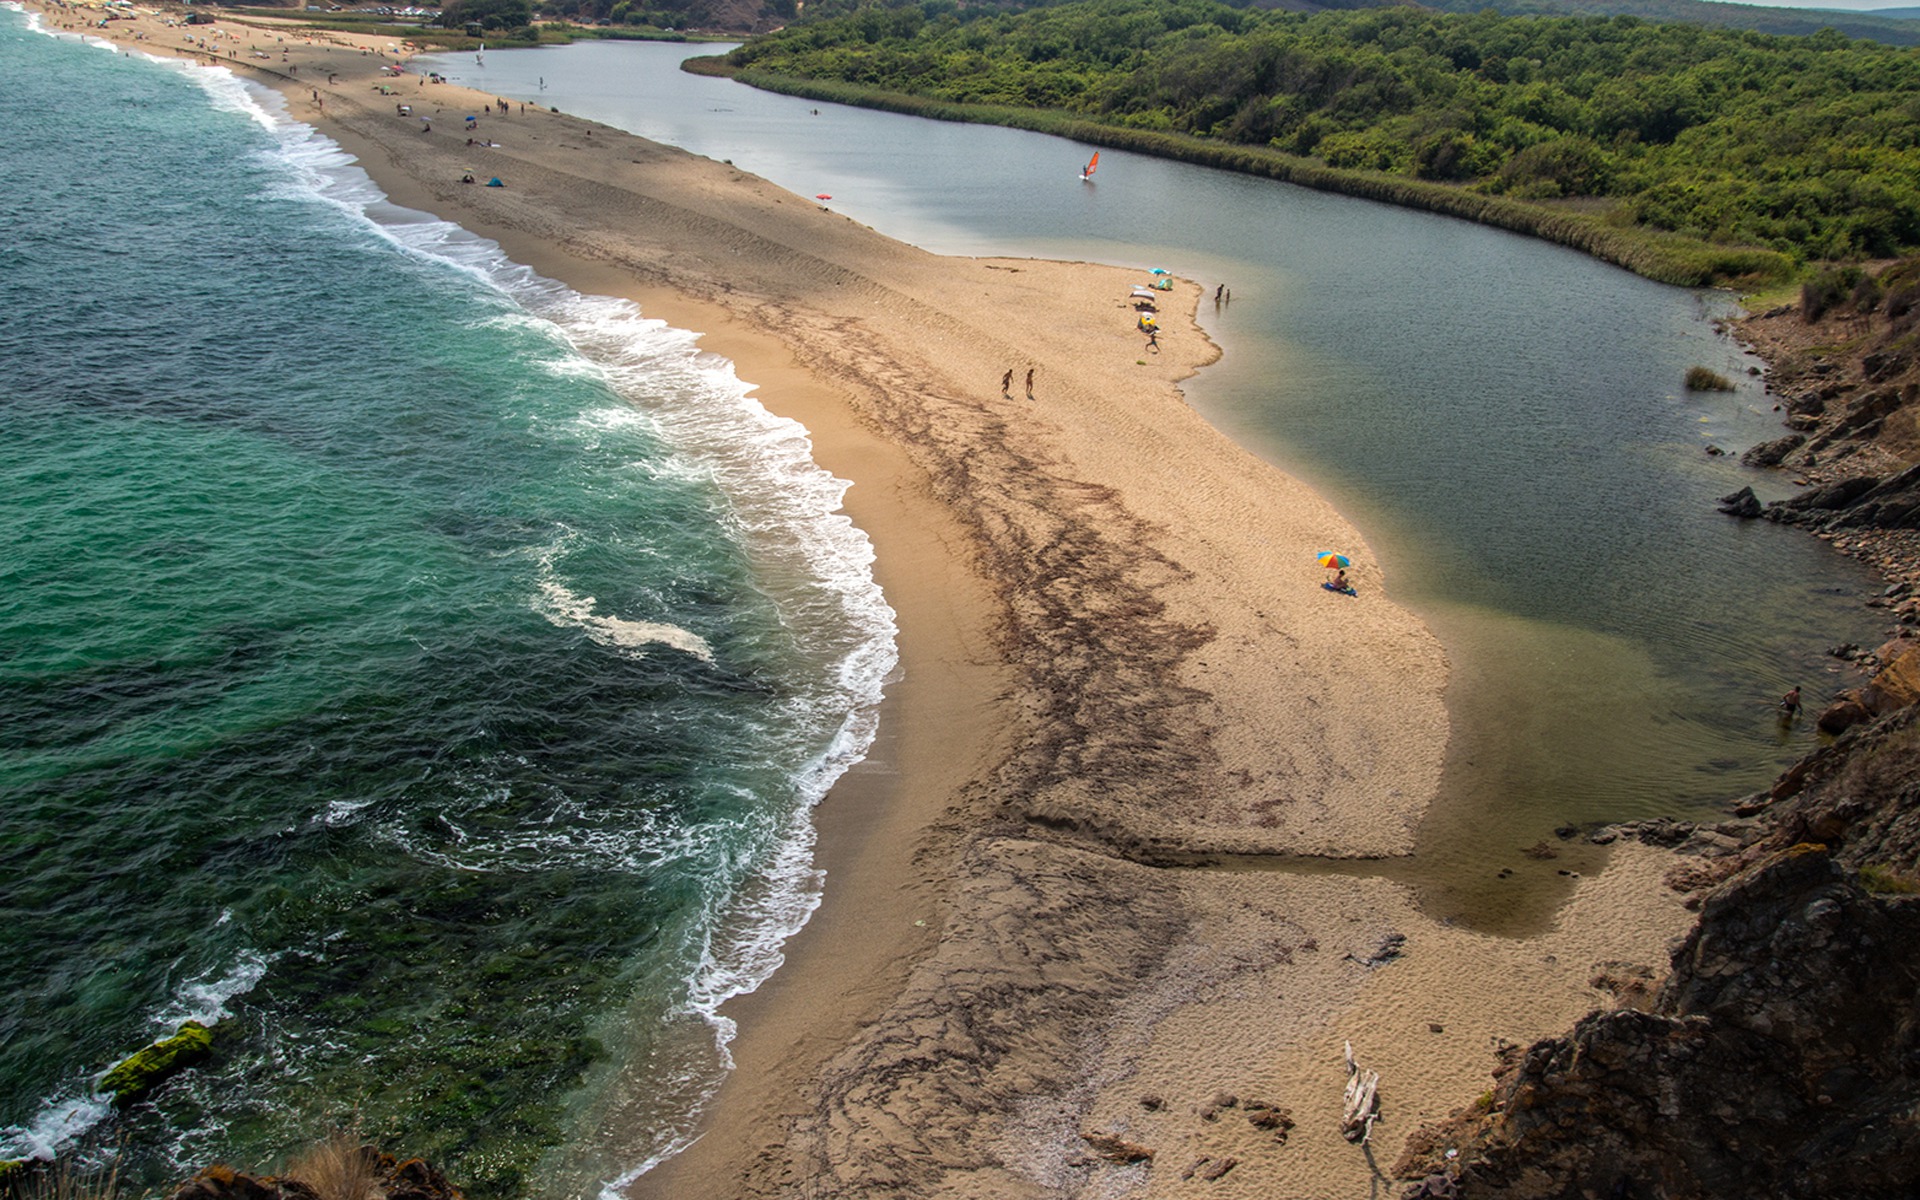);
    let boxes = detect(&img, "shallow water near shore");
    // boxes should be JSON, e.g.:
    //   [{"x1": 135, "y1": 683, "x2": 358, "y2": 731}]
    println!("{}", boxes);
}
[
  {"x1": 436, "y1": 40, "x2": 1885, "y2": 933},
  {"x1": 1, "y1": 14, "x2": 892, "y2": 1196}
]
